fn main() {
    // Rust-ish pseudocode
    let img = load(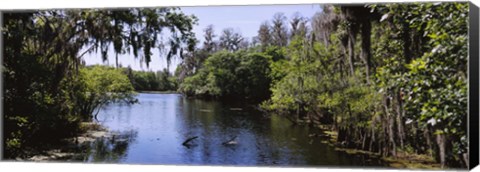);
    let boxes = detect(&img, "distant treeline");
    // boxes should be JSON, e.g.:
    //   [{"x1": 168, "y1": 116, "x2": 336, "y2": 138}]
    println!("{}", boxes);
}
[
  {"x1": 121, "y1": 67, "x2": 177, "y2": 92},
  {"x1": 3, "y1": 8, "x2": 196, "y2": 158}
]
